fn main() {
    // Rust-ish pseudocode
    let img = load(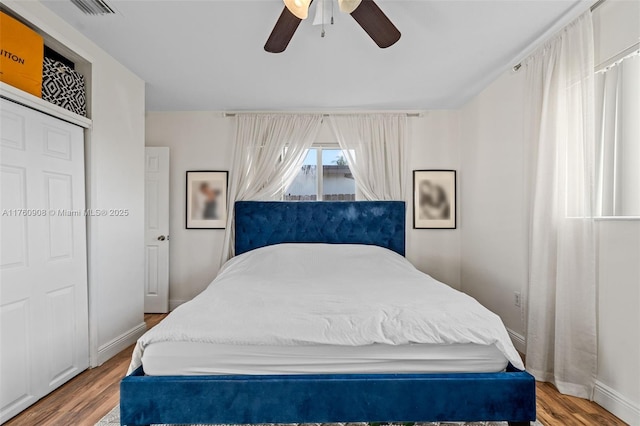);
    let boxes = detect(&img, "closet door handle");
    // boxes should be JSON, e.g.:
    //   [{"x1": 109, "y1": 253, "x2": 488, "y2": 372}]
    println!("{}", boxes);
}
[{"x1": 157, "y1": 235, "x2": 166, "y2": 241}]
